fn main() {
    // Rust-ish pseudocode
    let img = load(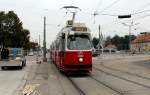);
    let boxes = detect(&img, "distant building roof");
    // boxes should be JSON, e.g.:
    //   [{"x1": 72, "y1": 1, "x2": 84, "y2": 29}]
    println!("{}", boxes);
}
[{"x1": 131, "y1": 32, "x2": 150, "y2": 44}]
